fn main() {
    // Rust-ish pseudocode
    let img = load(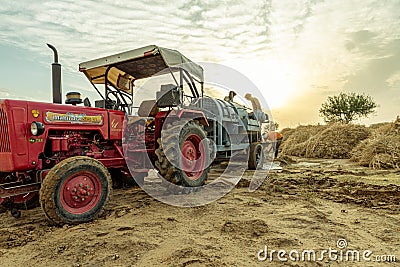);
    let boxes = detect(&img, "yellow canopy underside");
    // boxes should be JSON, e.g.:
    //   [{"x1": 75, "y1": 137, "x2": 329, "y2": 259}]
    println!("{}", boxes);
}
[{"x1": 79, "y1": 45, "x2": 204, "y2": 94}]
